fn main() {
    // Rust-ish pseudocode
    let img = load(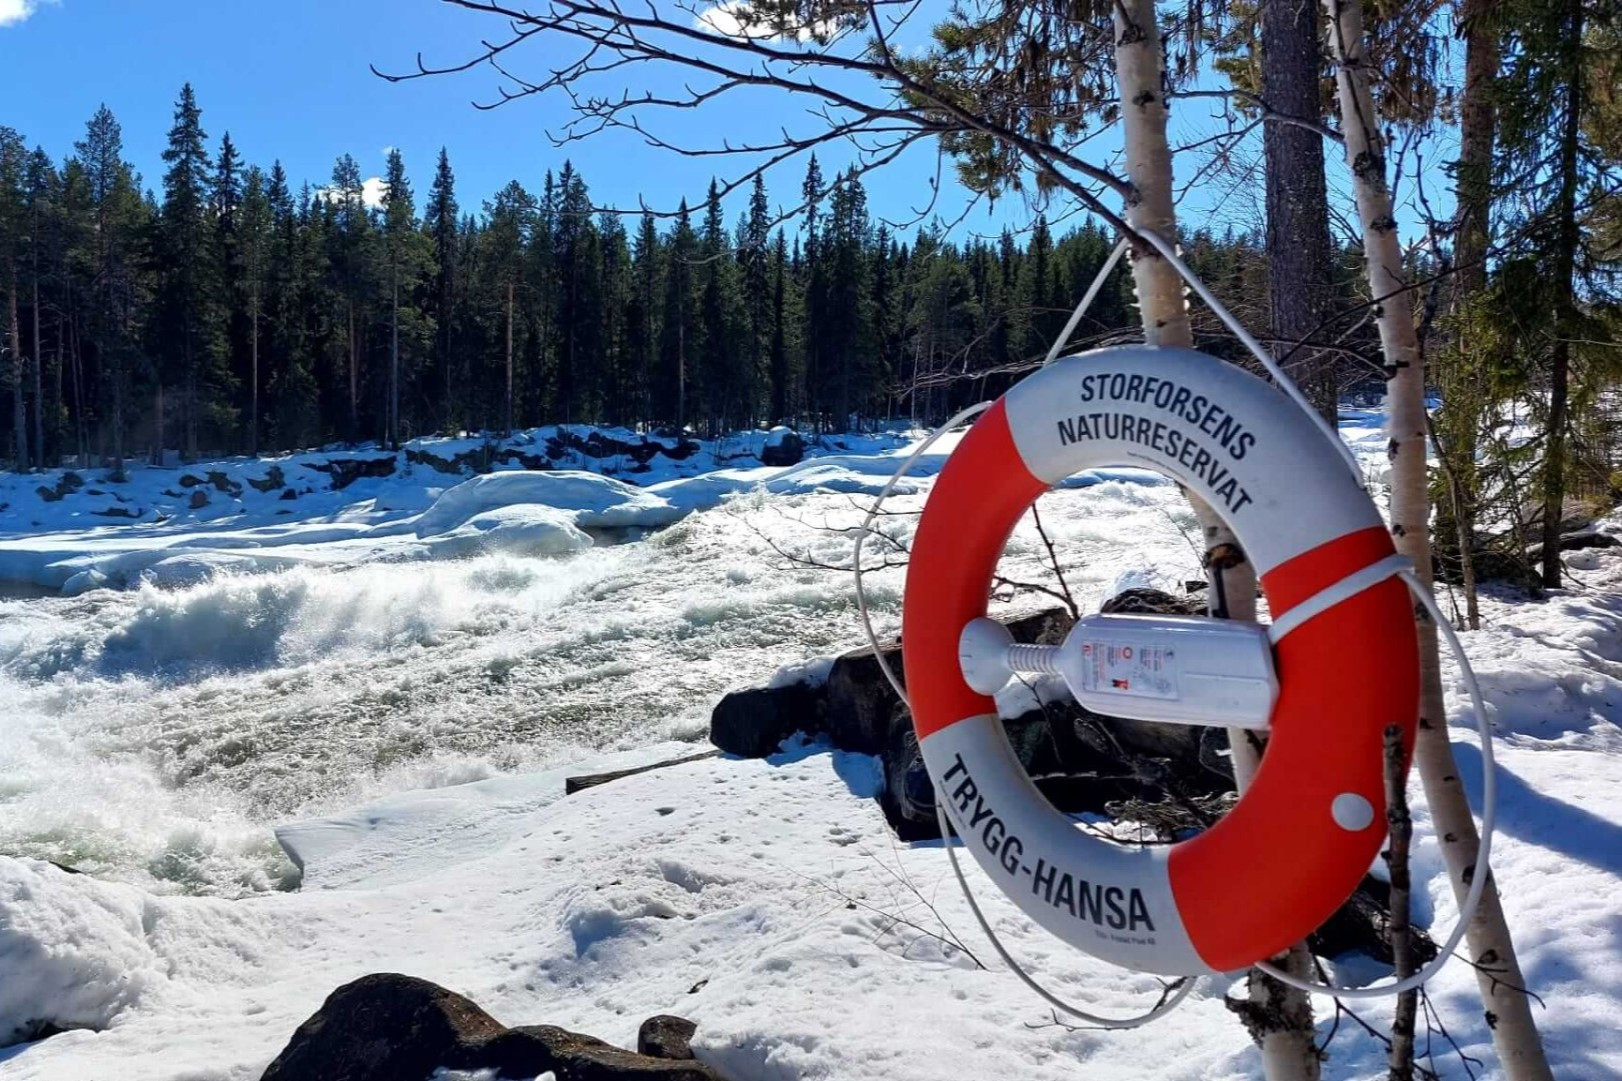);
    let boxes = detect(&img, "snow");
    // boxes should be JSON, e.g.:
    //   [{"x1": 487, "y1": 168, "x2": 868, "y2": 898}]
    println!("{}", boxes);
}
[
  {"x1": 0, "y1": 411, "x2": 1619, "y2": 1079},
  {"x1": 412, "y1": 471, "x2": 683, "y2": 537}
]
